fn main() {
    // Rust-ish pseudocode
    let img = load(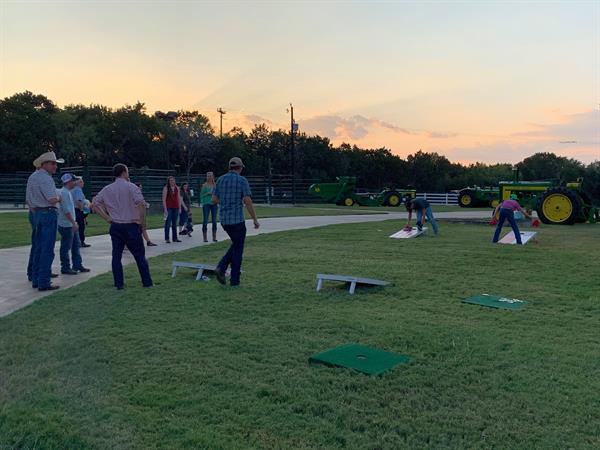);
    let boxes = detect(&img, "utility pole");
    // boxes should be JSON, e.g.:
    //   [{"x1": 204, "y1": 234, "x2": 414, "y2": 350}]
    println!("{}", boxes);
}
[
  {"x1": 289, "y1": 103, "x2": 296, "y2": 205},
  {"x1": 217, "y1": 108, "x2": 226, "y2": 138}
]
